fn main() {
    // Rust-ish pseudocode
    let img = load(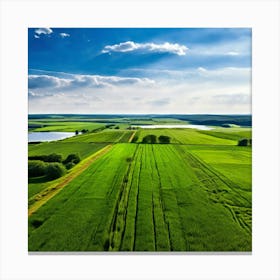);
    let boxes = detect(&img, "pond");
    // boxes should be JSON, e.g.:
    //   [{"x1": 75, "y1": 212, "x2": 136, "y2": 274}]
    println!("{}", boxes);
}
[
  {"x1": 131, "y1": 124, "x2": 213, "y2": 130},
  {"x1": 28, "y1": 132, "x2": 76, "y2": 143}
]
